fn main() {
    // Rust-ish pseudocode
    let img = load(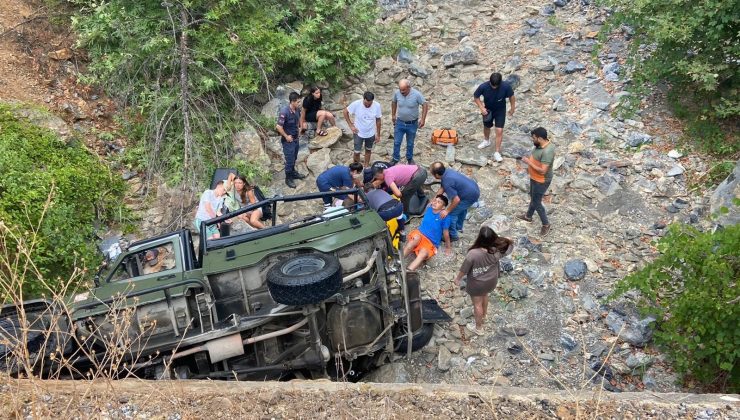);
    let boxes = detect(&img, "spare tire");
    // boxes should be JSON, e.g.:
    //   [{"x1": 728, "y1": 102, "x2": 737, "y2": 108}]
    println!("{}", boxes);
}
[{"x1": 267, "y1": 253, "x2": 342, "y2": 306}]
